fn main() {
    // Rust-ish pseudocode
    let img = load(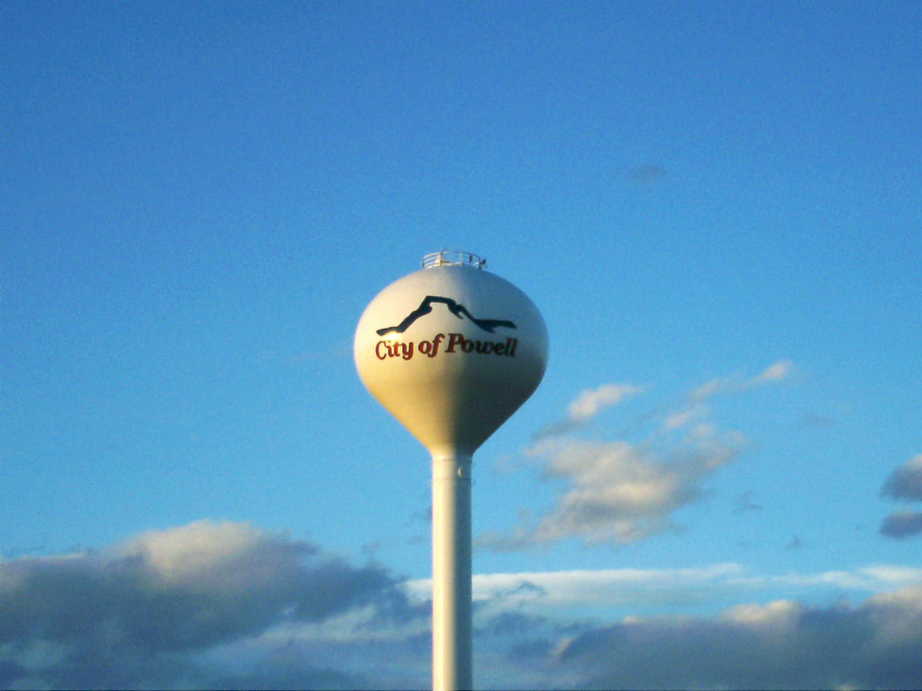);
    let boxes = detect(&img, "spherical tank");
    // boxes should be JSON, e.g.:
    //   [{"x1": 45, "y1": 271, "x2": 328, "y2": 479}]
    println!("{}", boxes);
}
[{"x1": 354, "y1": 252, "x2": 548, "y2": 458}]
